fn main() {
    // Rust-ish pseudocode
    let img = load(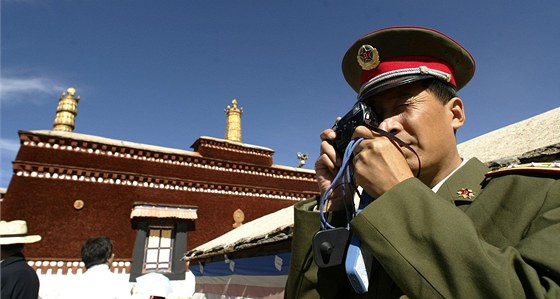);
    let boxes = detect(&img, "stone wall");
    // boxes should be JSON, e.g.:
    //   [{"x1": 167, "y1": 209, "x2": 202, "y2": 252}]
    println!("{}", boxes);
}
[
  {"x1": 458, "y1": 107, "x2": 559, "y2": 170},
  {"x1": 486, "y1": 142, "x2": 560, "y2": 169}
]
